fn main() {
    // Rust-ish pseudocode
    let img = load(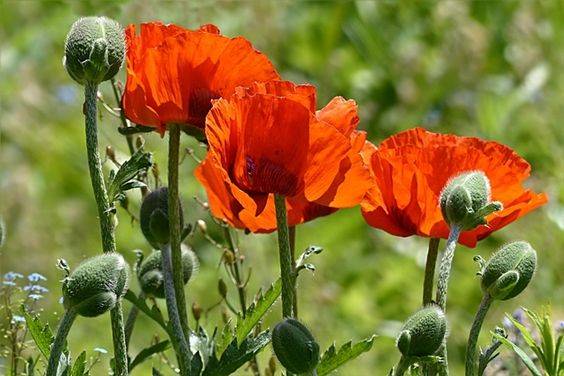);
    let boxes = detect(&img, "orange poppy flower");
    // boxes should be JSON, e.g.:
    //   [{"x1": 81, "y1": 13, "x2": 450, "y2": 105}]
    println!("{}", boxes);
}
[
  {"x1": 122, "y1": 22, "x2": 280, "y2": 134},
  {"x1": 361, "y1": 127, "x2": 548, "y2": 247},
  {"x1": 195, "y1": 81, "x2": 374, "y2": 232}
]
